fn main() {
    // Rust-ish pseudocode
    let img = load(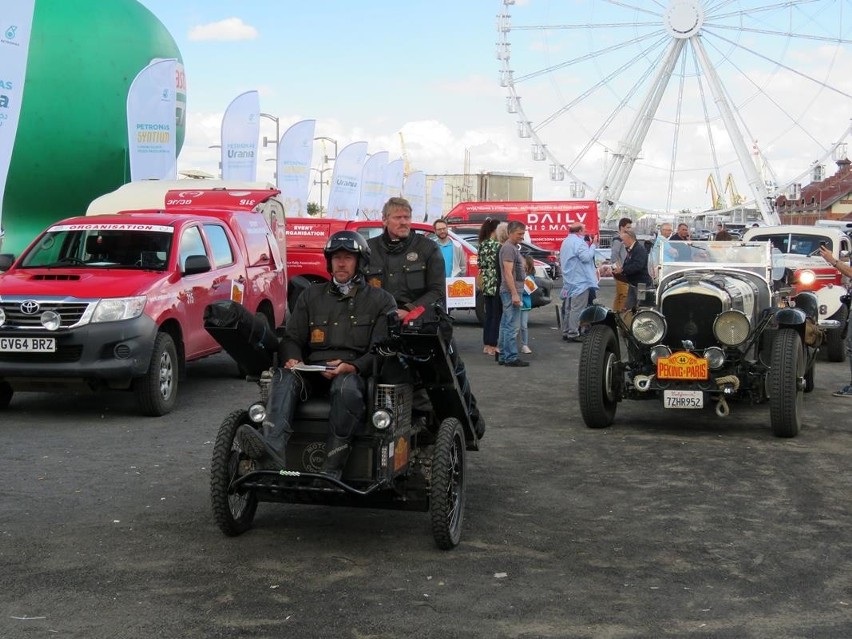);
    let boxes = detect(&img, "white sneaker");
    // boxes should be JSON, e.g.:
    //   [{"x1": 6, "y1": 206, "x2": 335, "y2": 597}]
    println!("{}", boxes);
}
[{"x1": 521, "y1": 345, "x2": 532, "y2": 354}]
